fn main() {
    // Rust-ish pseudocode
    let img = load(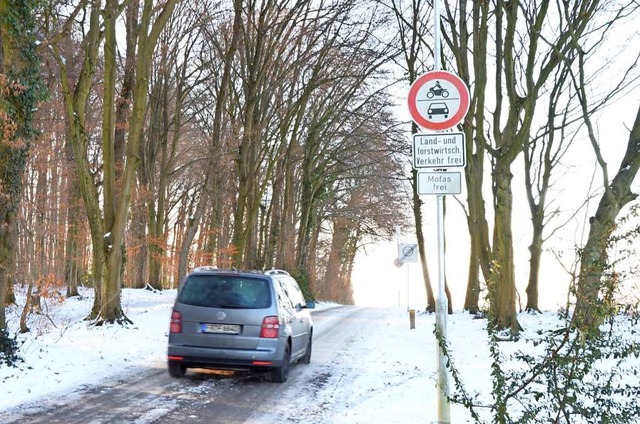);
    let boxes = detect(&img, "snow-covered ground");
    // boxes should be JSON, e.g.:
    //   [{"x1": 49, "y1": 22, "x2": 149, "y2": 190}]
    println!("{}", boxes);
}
[{"x1": 1, "y1": 287, "x2": 639, "y2": 423}]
